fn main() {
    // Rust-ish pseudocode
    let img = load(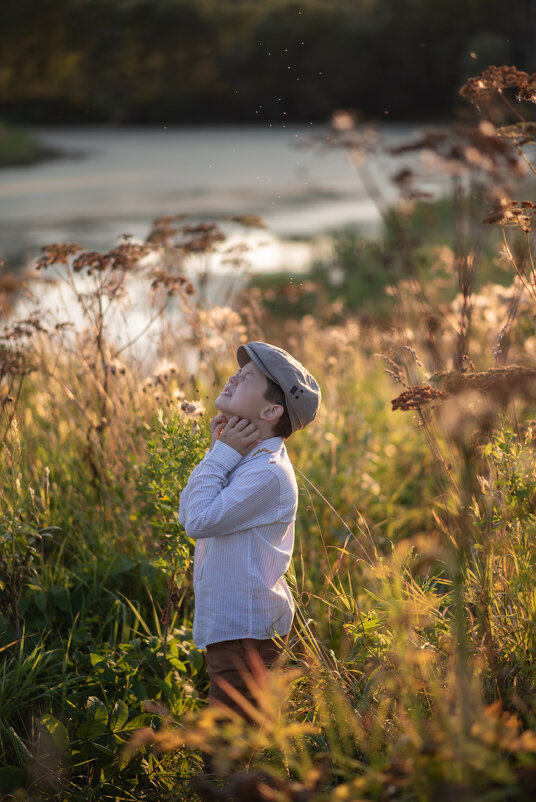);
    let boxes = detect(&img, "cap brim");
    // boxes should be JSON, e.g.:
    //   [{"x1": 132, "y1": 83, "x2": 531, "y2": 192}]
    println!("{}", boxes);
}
[
  {"x1": 237, "y1": 344, "x2": 278, "y2": 385},
  {"x1": 236, "y1": 344, "x2": 253, "y2": 368}
]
